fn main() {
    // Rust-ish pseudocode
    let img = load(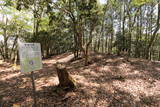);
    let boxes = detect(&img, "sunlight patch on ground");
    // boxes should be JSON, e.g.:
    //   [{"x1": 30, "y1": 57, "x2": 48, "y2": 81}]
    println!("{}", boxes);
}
[
  {"x1": 0, "y1": 72, "x2": 21, "y2": 81},
  {"x1": 96, "y1": 100, "x2": 109, "y2": 107},
  {"x1": 101, "y1": 83, "x2": 115, "y2": 93},
  {"x1": 36, "y1": 77, "x2": 59, "y2": 90},
  {"x1": 73, "y1": 74, "x2": 87, "y2": 82},
  {"x1": 0, "y1": 60, "x2": 3, "y2": 64},
  {"x1": 12, "y1": 65, "x2": 20, "y2": 70},
  {"x1": 18, "y1": 78, "x2": 30, "y2": 89},
  {"x1": 99, "y1": 66, "x2": 112, "y2": 72},
  {"x1": 118, "y1": 63, "x2": 131, "y2": 70},
  {"x1": 89, "y1": 71, "x2": 100, "y2": 77},
  {"x1": 106, "y1": 58, "x2": 113, "y2": 62},
  {"x1": 43, "y1": 59, "x2": 57, "y2": 64},
  {"x1": 58, "y1": 54, "x2": 74, "y2": 63},
  {"x1": 73, "y1": 74, "x2": 100, "y2": 87},
  {"x1": 84, "y1": 81, "x2": 100, "y2": 87},
  {"x1": 84, "y1": 68, "x2": 91, "y2": 72},
  {"x1": 112, "y1": 79, "x2": 160, "y2": 100},
  {"x1": 156, "y1": 67, "x2": 160, "y2": 71}
]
